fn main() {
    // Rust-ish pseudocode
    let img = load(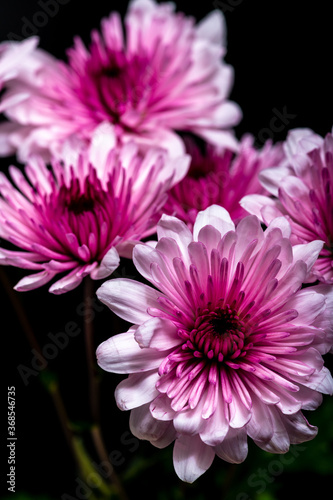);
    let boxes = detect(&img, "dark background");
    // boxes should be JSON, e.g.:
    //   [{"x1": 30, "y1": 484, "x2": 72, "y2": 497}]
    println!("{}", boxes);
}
[{"x1": 1, "y1": 1, "x2": 332, "y2": 499}]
